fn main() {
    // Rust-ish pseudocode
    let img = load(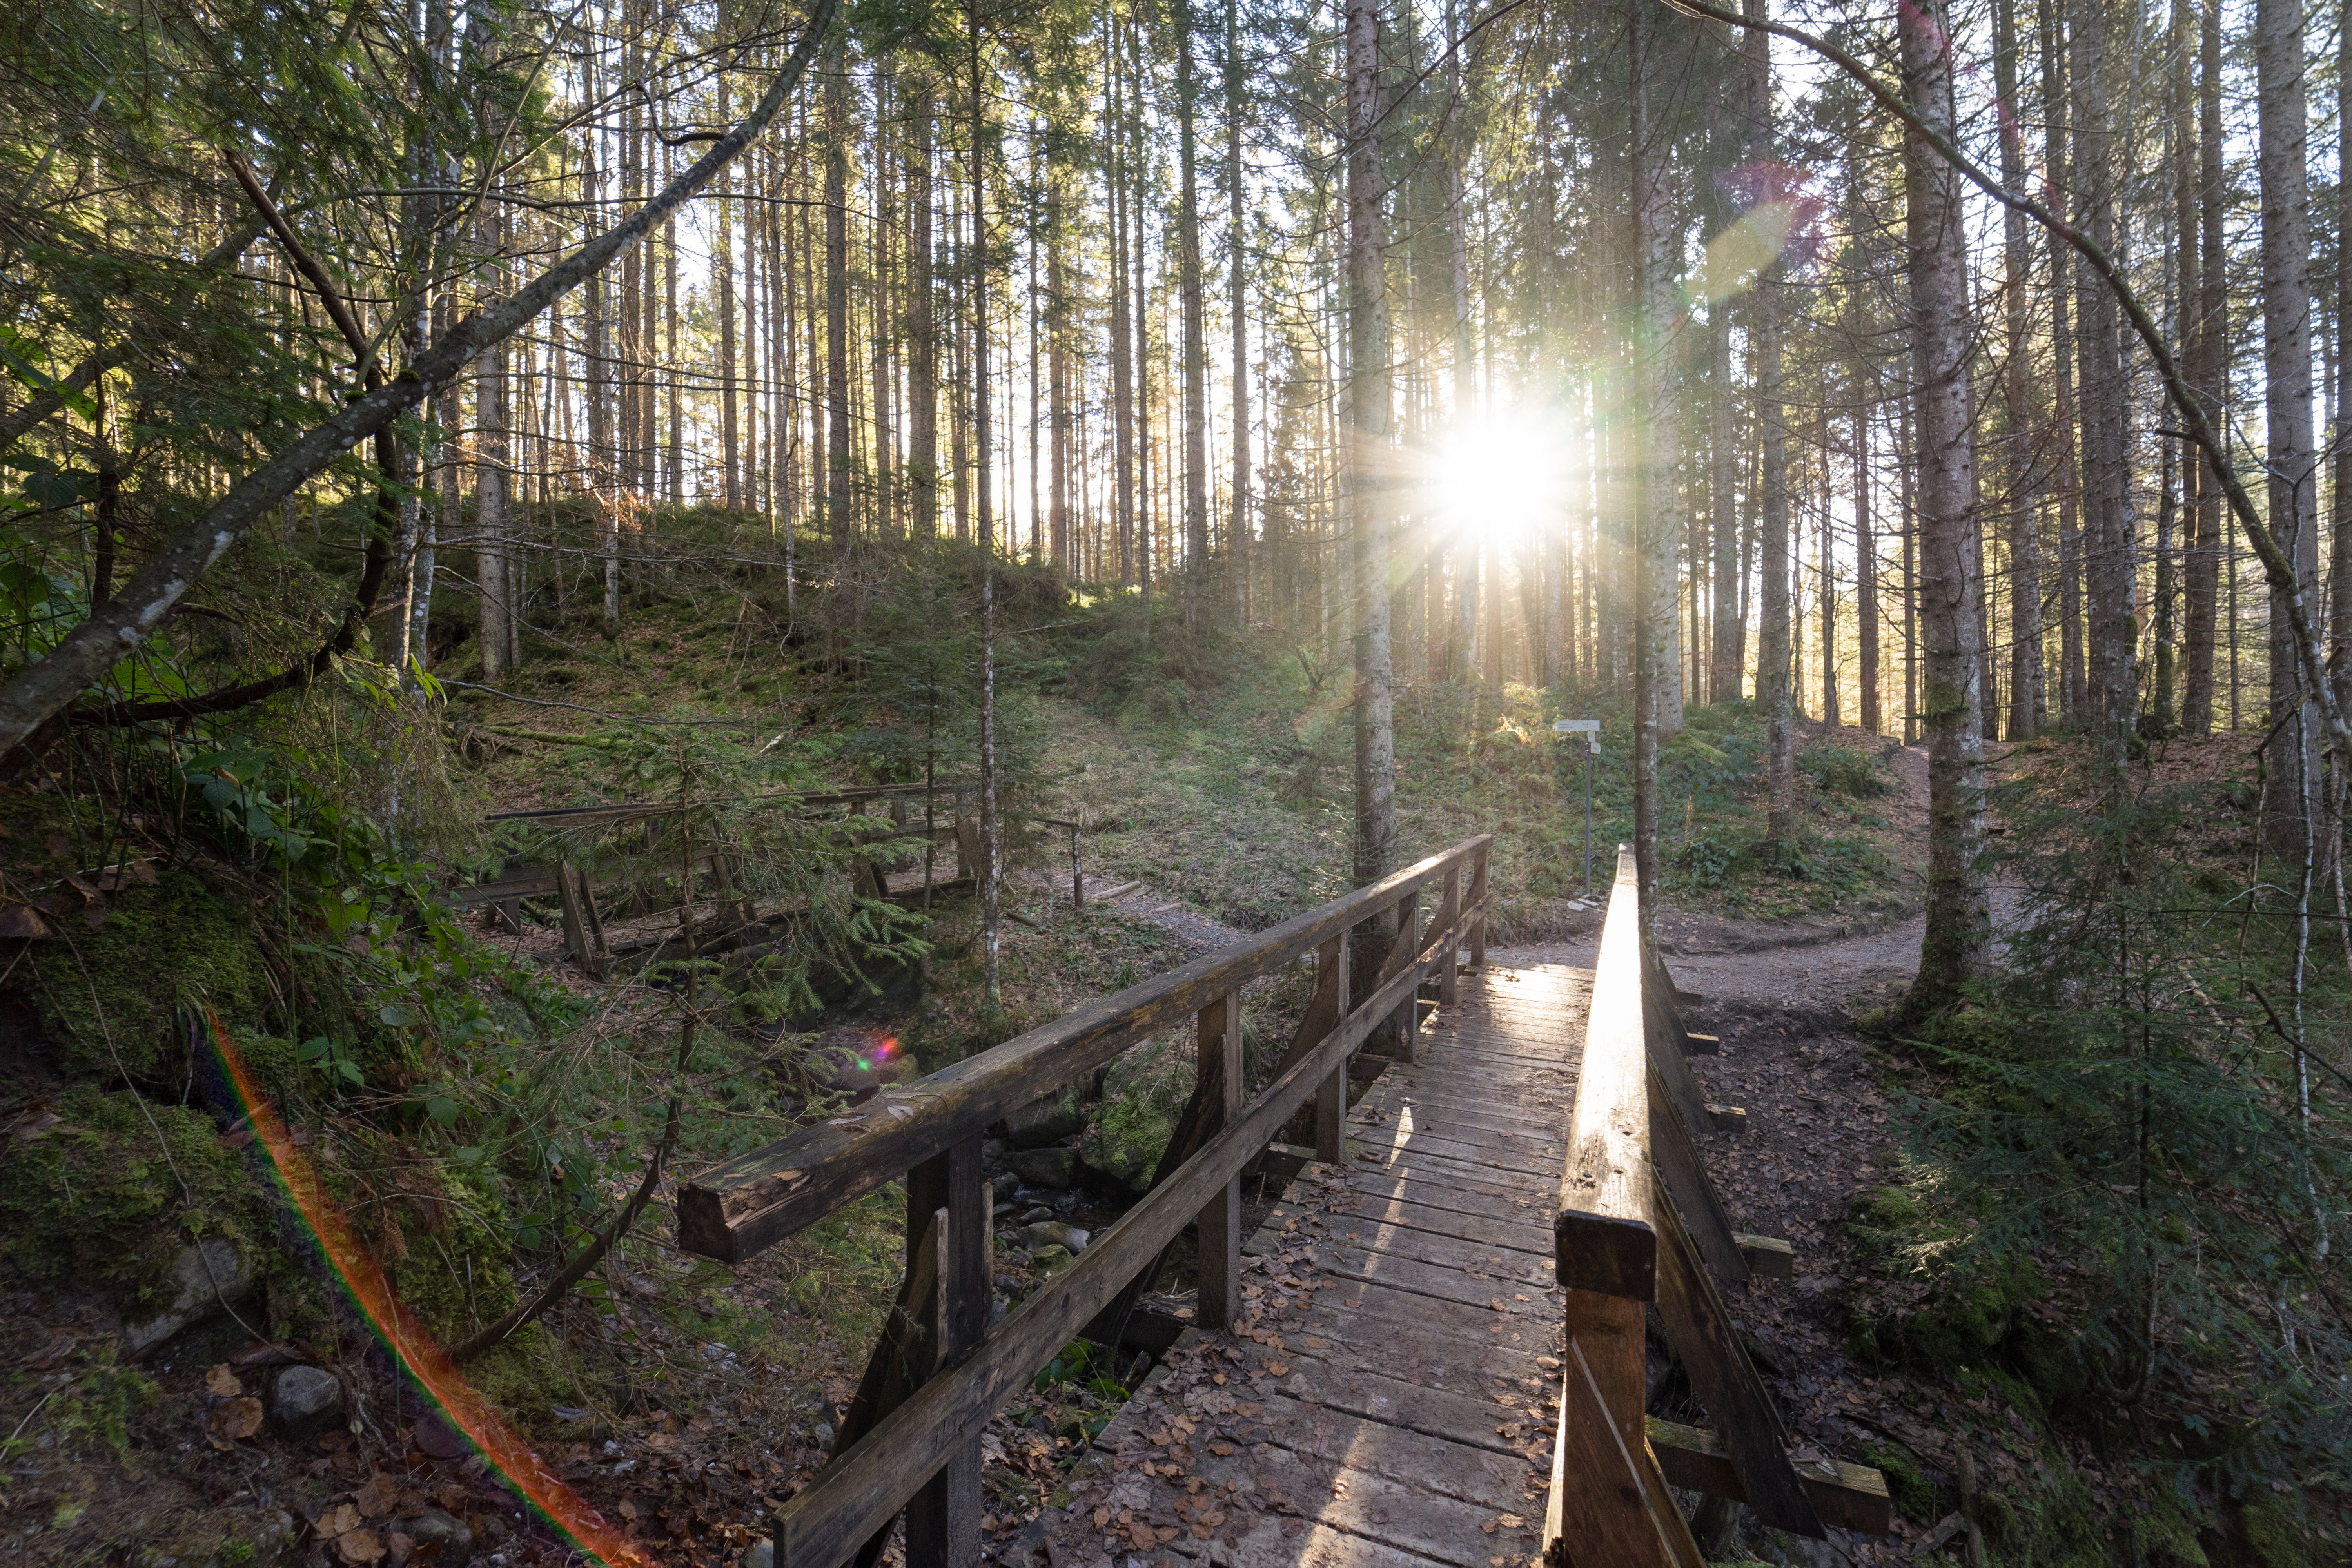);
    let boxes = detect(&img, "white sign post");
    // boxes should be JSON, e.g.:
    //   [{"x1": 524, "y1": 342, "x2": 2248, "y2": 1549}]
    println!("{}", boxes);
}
[{"x1": 1552, "y1": 719, "x2": 1600, "y2": 896}]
